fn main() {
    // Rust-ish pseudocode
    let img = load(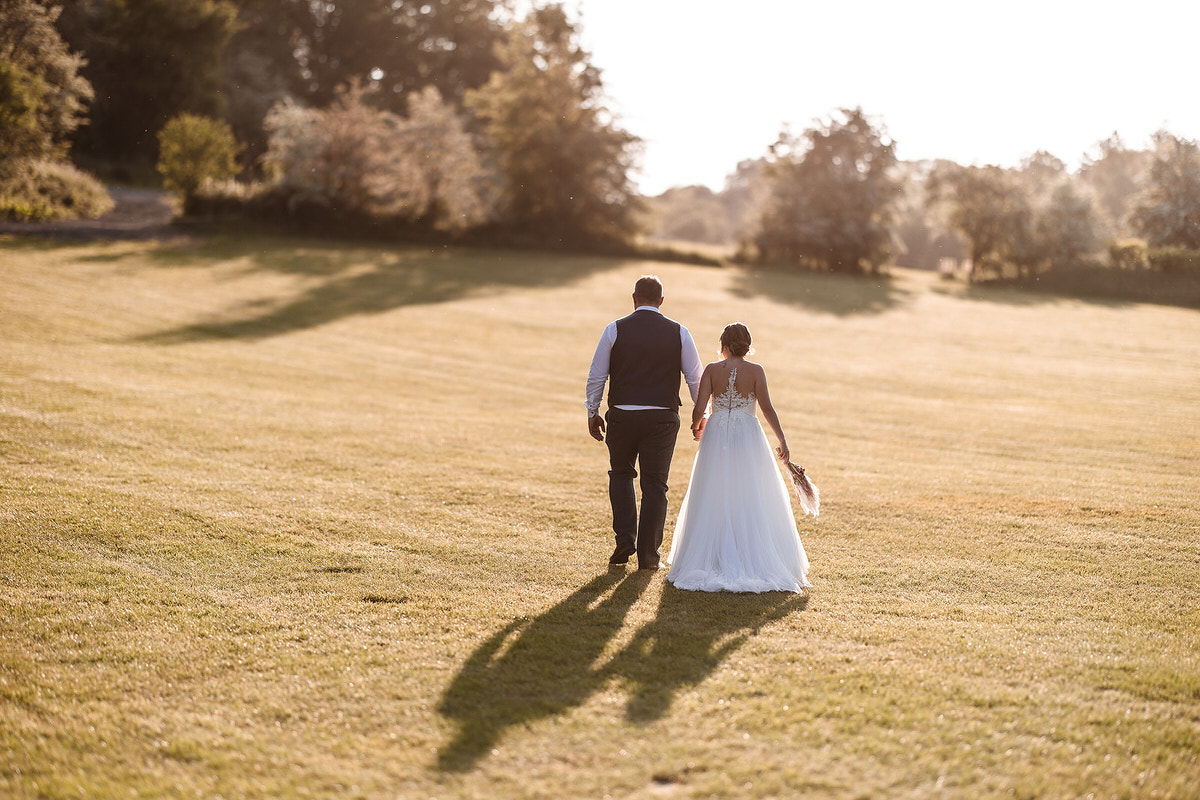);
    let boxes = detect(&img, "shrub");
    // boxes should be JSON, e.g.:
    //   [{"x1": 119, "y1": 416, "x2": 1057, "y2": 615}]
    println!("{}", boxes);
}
[
  {"x1": 1147, "y1": 247, "x2": 1200, "y2": 274},
  {"x1": 157, "y1": 113, "x2": 240, "y2": 212},
  {"x1": 1108, "y1": 238, "x2": 1149, "y2": 270},
  {"x1": 0, "y1": 159, "x2": 113, "y2": 221},
  {"x1": 262, "y1": 84, "x2": 495, "y2": 232}
]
